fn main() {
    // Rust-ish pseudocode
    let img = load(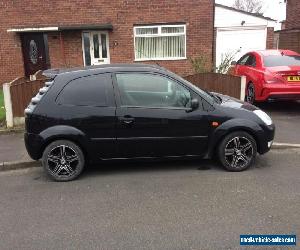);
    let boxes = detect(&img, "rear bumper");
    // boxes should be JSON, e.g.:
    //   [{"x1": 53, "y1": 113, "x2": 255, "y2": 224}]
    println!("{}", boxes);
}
[
  {"x1": 257, "y1": 83, "x2": 300, "y2": 101},
  {"x1": 24, "y1": 132, "x2": 43, "y2": 160}
]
